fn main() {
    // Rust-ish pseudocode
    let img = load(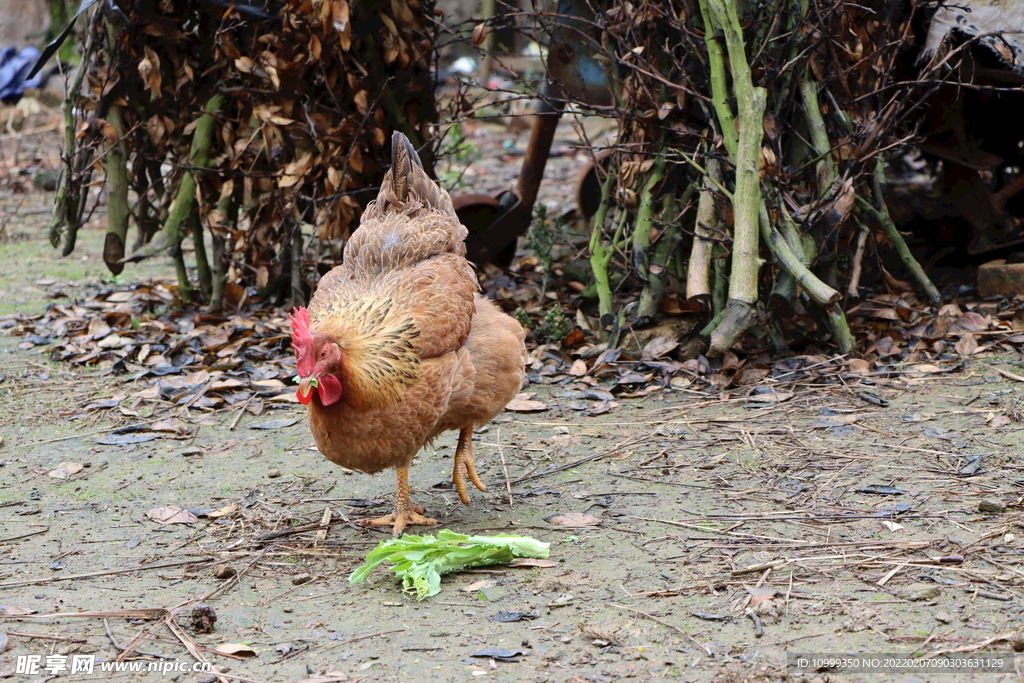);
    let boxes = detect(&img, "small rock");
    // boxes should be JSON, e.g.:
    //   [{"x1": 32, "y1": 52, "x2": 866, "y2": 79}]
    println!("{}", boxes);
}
[
  {"x1": 898, "y1": 584, "x2": 941, "y2": 602},
  {"x1": 283, "y1": 607, "x2": 293, "y2": 613},
  {"x1": 292, "y1": 573, "x2": 314, "y2": 586},
  {"x1": 978, "y1": 500, "x2": 1006, "y2": 514},
  {"x1": 213, "y1": 566, "x2": 237, "y2": 580},
  {"x1": 268, "y1": 468, "x2": 282, "y2": 478},
  {"x1": 935, "y1": 610, "x2": 952, "y2": 623}
]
